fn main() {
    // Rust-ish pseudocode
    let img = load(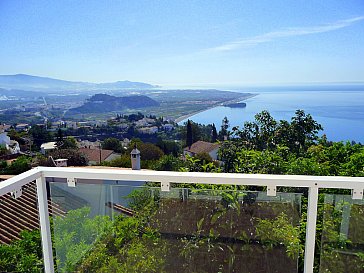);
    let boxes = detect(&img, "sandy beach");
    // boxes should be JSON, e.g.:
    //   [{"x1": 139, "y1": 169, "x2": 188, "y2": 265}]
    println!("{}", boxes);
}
[{"x1": 174, "y1": 93, "x2": 257, "y2": 123}]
